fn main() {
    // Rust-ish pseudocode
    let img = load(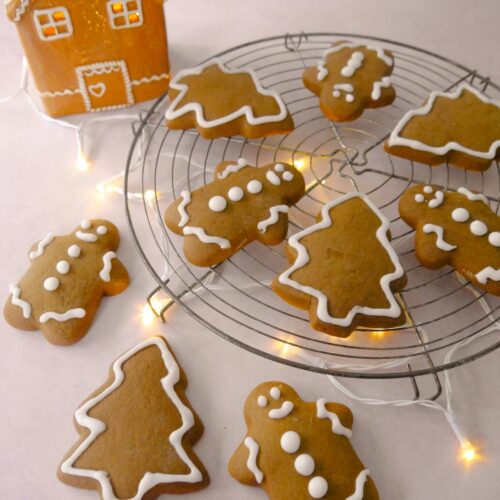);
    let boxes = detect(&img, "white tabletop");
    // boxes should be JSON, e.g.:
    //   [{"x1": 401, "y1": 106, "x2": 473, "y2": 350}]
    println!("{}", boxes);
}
[{"x1": 1, "y1": 1, "x2": 500, "y2": 499}]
